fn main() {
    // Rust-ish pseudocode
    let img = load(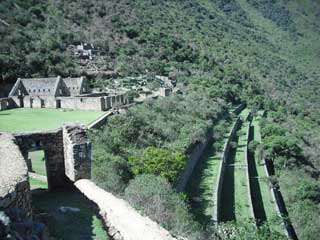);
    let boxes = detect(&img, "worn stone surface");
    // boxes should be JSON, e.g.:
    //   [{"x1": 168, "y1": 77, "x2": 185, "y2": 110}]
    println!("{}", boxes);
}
[
  {"x1": 0, "y1": 133, "x2": 31, "y2": 216},
  {"x1": 14, "y1": 130, "x2": 68, "y2": 190},
  {"x1": 75, "y1": 179, "x2": 177, "y2": 240},
  {"x1": 63, "y1": 125, "x2": 91, "y2": 181}
]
